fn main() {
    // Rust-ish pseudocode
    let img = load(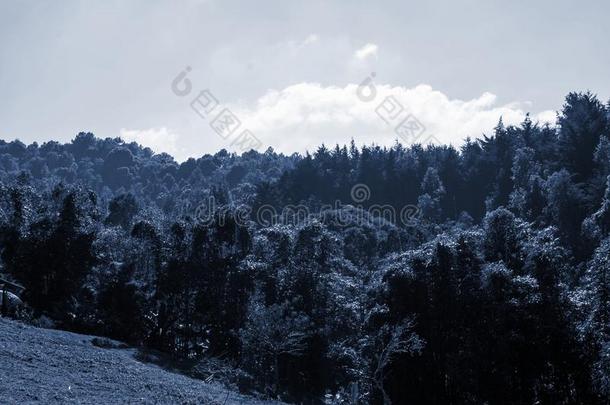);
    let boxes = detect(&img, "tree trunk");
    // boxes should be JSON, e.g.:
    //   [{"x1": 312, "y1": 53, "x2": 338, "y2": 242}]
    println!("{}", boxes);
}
[{"x1": 273, "y1": 352, "x2": 280, "y2": 397}]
